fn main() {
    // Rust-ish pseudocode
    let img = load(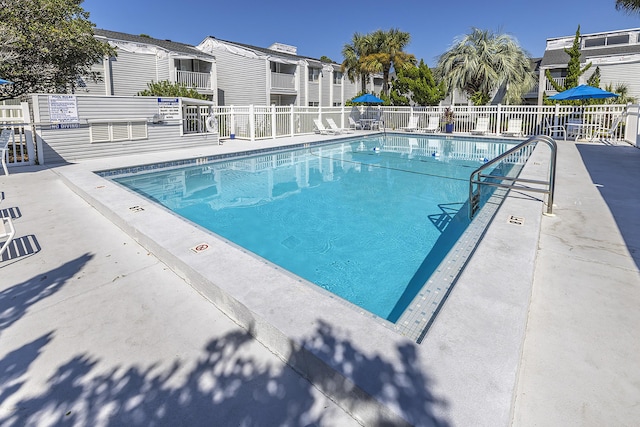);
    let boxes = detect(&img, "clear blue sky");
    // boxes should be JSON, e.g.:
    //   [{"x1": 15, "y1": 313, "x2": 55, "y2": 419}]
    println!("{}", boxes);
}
[{"x1": 83, "y1": 0, "x2": 640, "y2": 67}]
